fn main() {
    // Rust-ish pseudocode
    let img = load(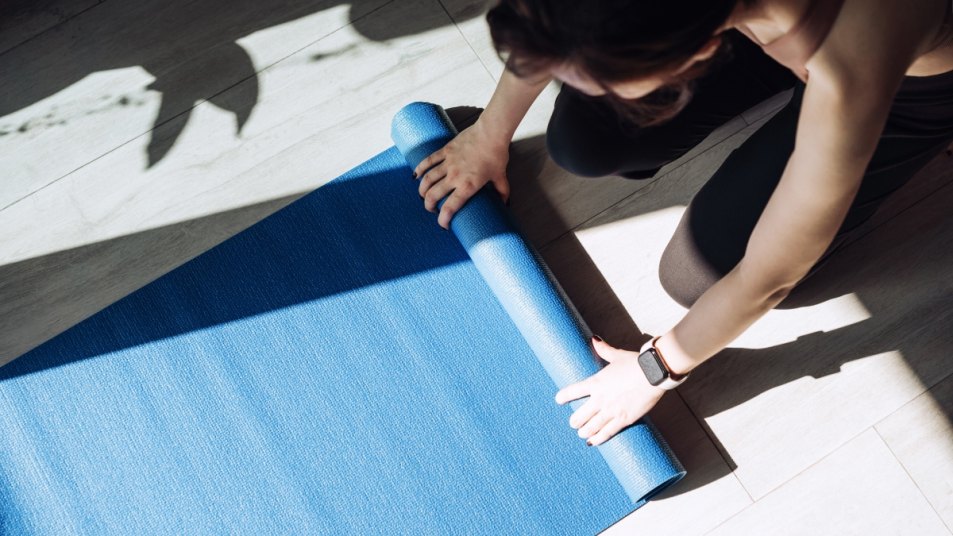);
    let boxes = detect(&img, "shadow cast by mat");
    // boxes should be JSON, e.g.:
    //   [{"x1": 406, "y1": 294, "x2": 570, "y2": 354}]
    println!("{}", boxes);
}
[{"x1": 0, "y1": 155, "x2": 488, "y2": 375}]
